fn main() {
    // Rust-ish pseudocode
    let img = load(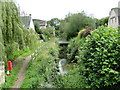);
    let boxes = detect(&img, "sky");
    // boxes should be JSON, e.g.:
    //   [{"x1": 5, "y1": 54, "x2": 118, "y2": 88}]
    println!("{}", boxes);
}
[{"x1": 15, "y1": 0, "x2": 120, "y2": 20}]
